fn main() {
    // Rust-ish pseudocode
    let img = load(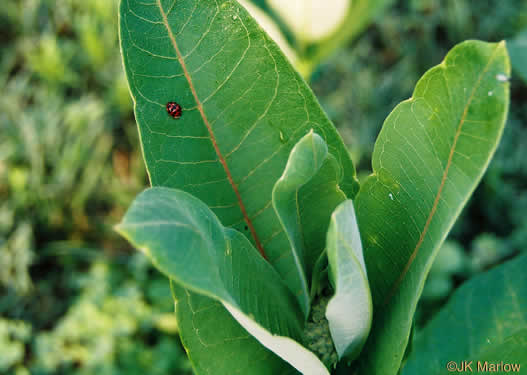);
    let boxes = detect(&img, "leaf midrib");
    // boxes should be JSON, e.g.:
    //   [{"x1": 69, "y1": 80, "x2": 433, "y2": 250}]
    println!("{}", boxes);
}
[
  {"x1": 156, "y1": 0, "x2": 266, "y2": 259},
  {"x1": 382, "y1": 44, "x2": 502, "y2": 307}
]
